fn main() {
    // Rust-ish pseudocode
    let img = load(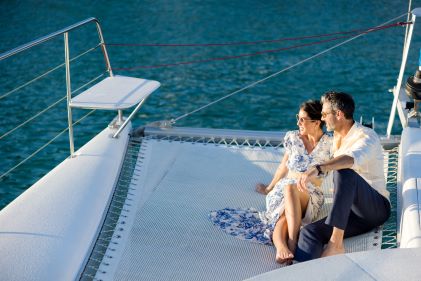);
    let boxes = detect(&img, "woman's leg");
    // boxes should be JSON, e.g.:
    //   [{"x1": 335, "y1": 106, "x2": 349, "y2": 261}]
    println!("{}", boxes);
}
[
  {"x1": 283, "y1": 184, "x2": 310, "y2": 253},
  {"x1": 273, "y1": 214, "x2": 293, "y2": 264}
]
